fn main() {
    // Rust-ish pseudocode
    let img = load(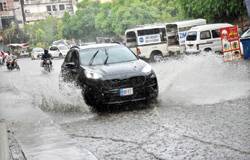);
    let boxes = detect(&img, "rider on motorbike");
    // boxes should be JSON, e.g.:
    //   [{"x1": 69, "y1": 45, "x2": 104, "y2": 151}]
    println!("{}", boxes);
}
[
  {"x1": 6, "y1": 51, "x2": 18, "y2": 69},
  {"x1": 41, "y1": 49, "x2": 52, "y2": 67}
]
